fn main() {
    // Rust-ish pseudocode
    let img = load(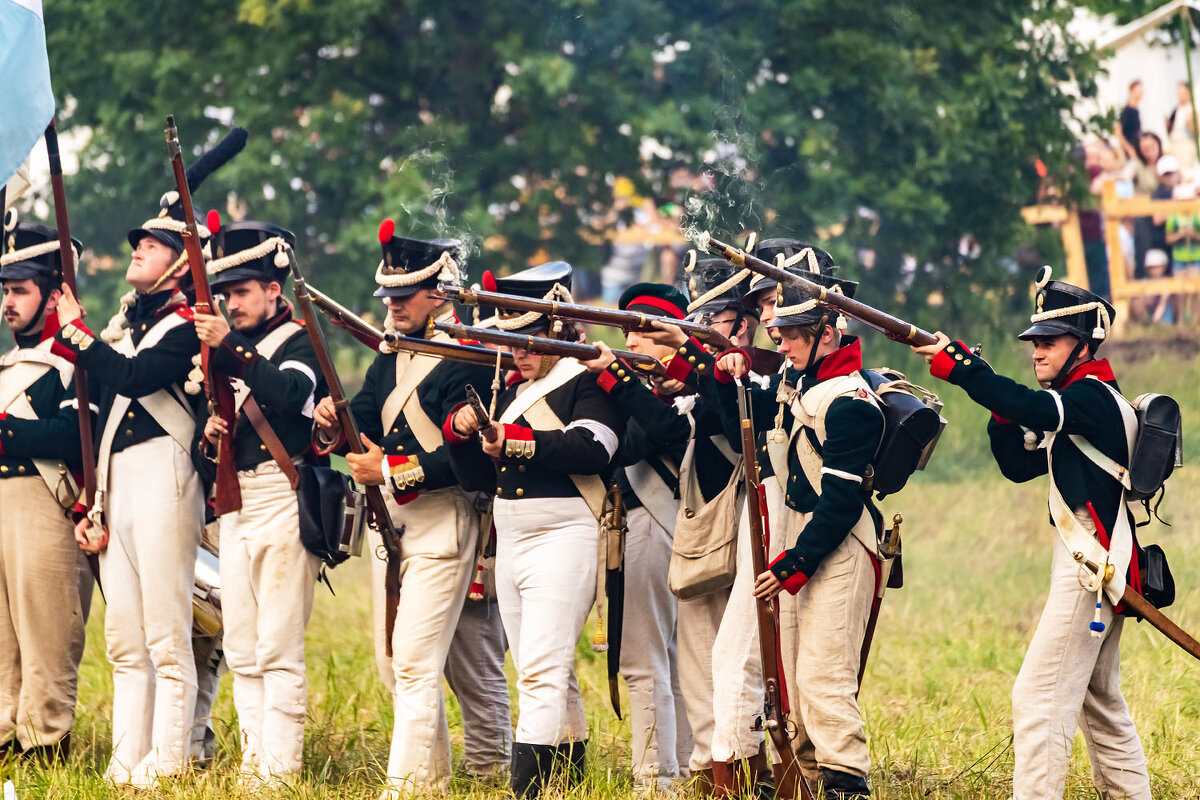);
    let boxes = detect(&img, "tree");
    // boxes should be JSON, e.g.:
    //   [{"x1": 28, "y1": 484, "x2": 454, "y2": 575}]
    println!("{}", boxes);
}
[{"x1": 44, "y1": 0, "x2": 1108, "y2": 334}]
